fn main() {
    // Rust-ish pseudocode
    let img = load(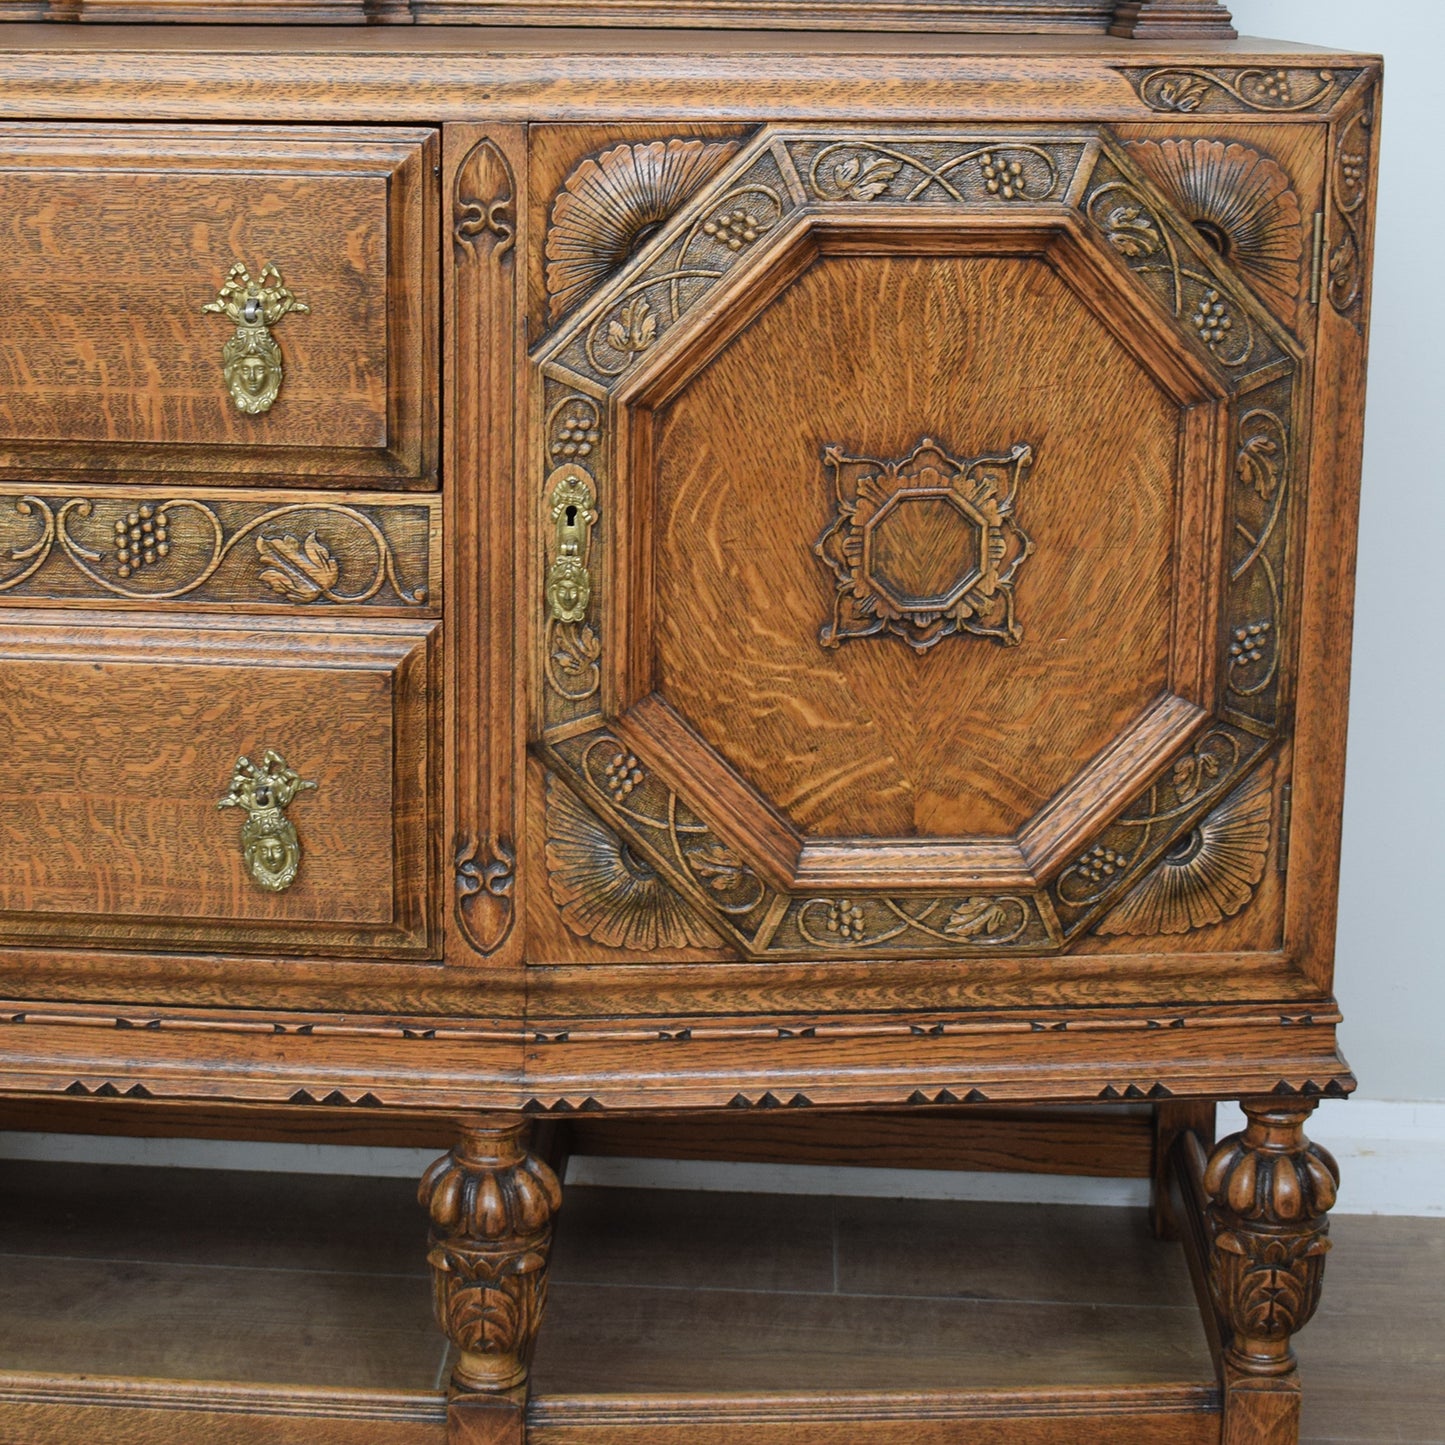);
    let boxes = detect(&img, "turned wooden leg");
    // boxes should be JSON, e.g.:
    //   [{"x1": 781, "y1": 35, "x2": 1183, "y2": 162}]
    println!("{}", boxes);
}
[
  {"x1": 1204, "y1": 1099, "x2": 1339, "y2": 1444},
  {"x1": 419, "y1": 1114, "x2": 562, "y2": 1428}
]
